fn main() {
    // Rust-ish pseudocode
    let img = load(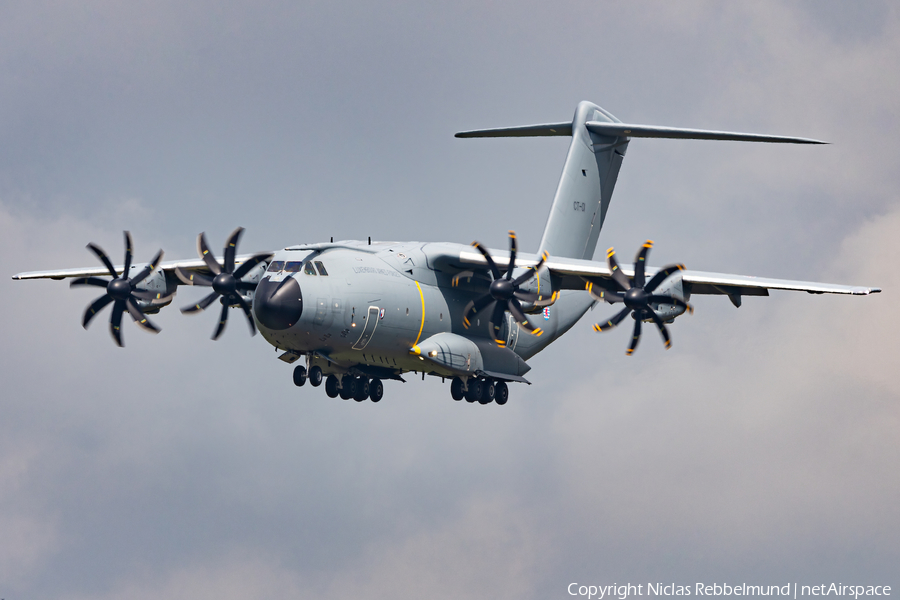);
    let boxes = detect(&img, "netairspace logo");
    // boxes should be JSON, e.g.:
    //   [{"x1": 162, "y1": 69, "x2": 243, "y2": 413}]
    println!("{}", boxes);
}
[{"x1": 567, "y1": 583, "x2": 892, "y2": 600}]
